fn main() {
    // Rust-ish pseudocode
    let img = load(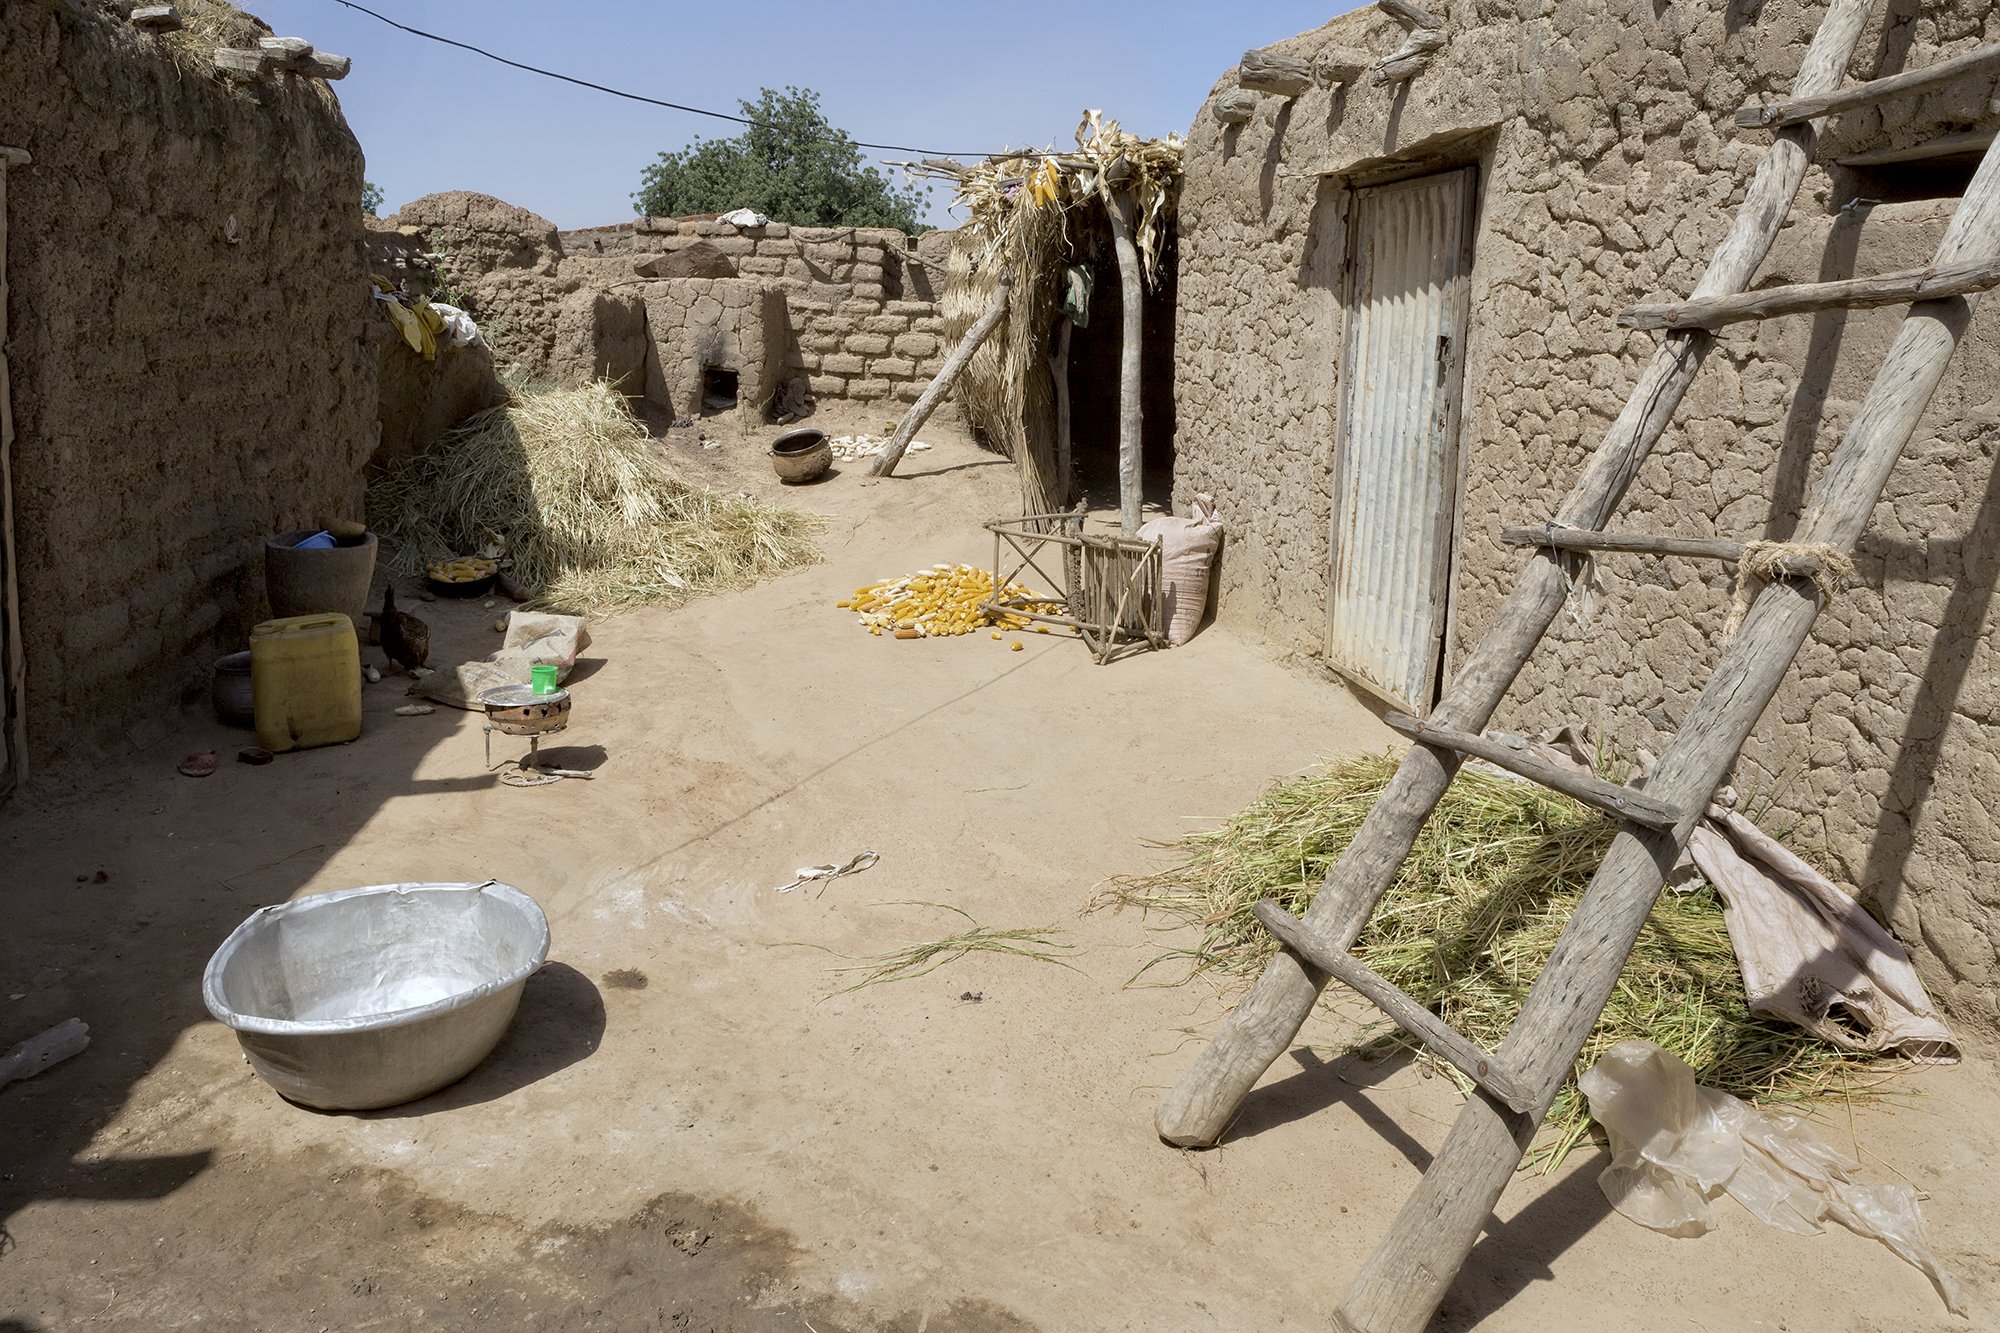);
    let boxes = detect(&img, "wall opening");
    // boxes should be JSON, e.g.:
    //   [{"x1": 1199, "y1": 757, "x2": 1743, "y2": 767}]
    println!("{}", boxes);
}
[
  {"x1": 700, "y1": 365, "x2": 739, "y2": 412},
  {"x1": 1842, "y1": 154, "x2": 1980, "y2": 205},
  {"x1": 1068, "y1": 230, "x2": 1179, "y2": 513}
]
